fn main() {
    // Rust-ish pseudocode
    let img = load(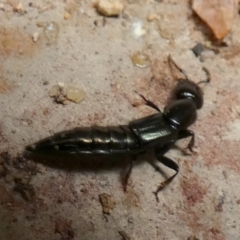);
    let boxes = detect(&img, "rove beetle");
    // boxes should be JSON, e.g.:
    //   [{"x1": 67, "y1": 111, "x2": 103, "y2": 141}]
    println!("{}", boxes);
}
[{"x1": 26, "y1": 56, "x2": 210, "y2": 201}]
